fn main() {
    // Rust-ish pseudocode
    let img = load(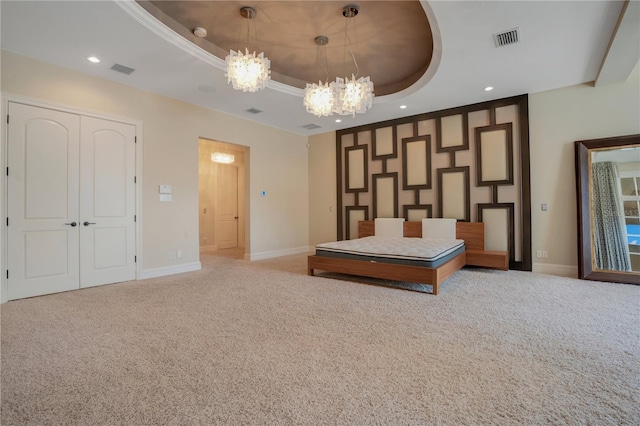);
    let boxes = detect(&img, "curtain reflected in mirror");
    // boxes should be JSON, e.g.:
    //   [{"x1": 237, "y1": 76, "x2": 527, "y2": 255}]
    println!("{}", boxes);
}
[
  {"x1": 575, "y1": 134, "x2": 640, "y2": 285},
  {"x1": 591, "y1": 161, "x2": 631, "y2": 271}
]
